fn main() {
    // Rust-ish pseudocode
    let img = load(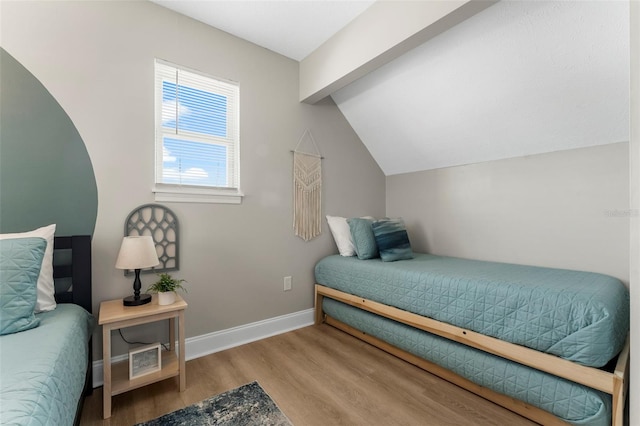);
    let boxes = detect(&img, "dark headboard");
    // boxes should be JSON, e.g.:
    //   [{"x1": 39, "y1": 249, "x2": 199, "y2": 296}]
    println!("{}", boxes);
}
[
  {"x1": 53, "y1": 235, "x2": 94, "y2": 404},
  {"x1": 53, "y1": 235, "x2": 92, "y2": 314}
]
